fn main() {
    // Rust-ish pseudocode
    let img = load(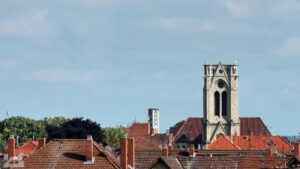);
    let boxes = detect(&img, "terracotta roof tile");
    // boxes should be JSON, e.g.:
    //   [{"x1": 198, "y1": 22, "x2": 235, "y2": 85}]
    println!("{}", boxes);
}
[
  {"x1": 3, "y1": 141, "x2": 39, "y2": 156},
  {"x1": 170, "y1": 117, "x2": 271, "y2": 145},
  {"x1": 128, "y1": 122, "x2": 150, "y2": 137},
  {"x1": 22, "y1": 139, "x2": 120, "y2": 169},
  {"x1": 209, "y1": 135, "x2": 293, "y2": 154},
  {"x1": 240, "y1": 117, "x2": 271, "y2": 136}
]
